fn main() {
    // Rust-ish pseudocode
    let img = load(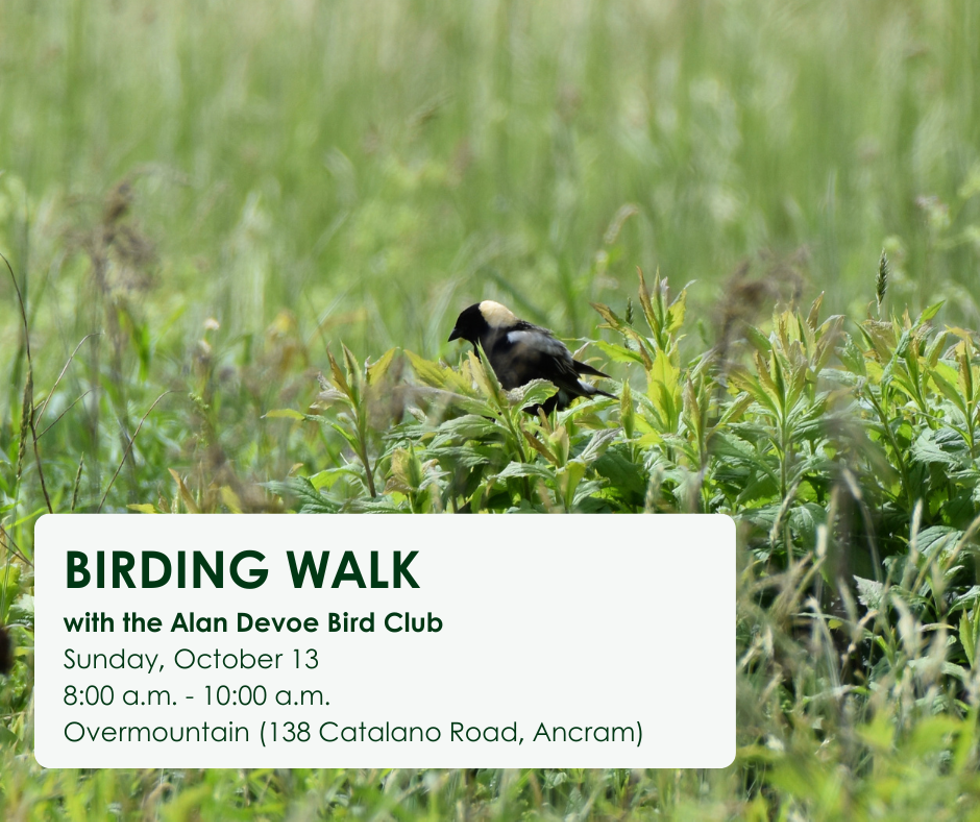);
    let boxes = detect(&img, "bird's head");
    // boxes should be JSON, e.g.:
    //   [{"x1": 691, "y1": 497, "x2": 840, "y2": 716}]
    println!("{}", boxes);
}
[{"x1": 448, "y1": 300, "x2": 517, "y2": 343}]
